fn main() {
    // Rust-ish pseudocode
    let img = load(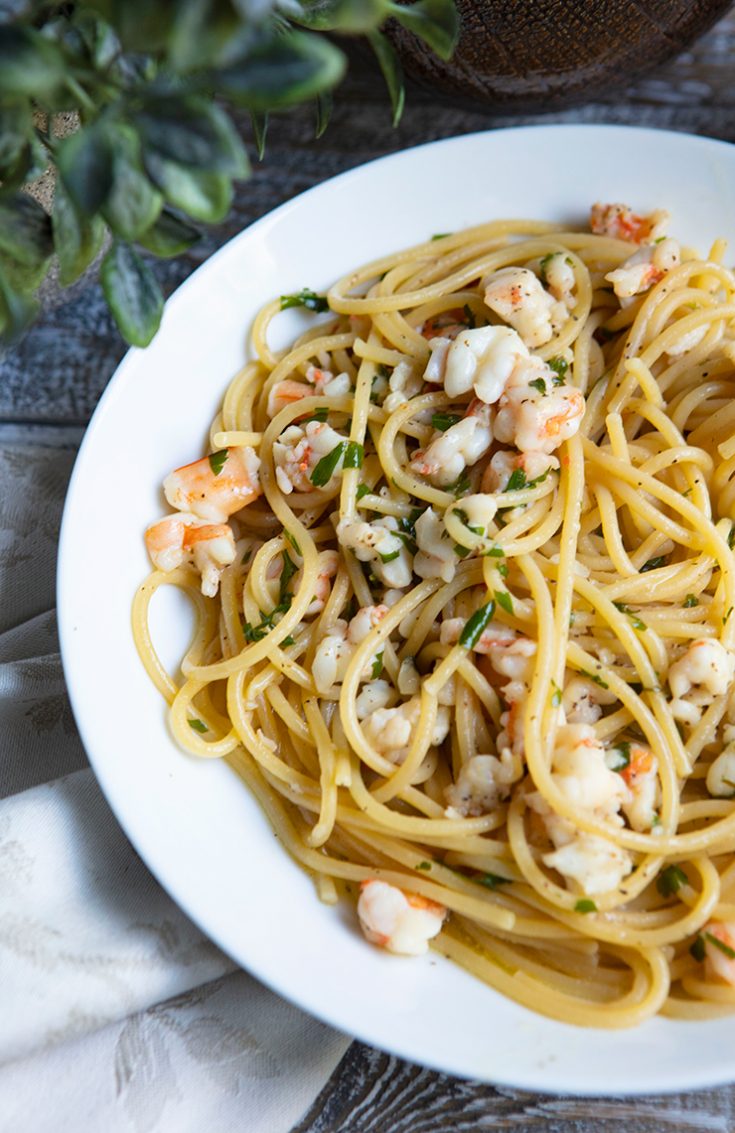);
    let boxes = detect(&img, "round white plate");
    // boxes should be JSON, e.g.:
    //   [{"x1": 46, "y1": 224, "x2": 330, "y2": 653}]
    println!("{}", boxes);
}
[{"x1": 58, "y1": 125, "x2": 735, "y2": 1095}]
